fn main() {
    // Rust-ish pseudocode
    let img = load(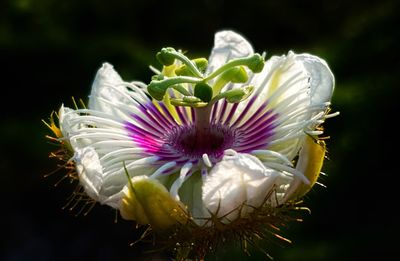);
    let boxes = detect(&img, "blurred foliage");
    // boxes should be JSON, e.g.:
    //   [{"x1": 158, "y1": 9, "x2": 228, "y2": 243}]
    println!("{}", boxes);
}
[{"x1": 1, "y1": 0, "x2": 399, "y2": 260}]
